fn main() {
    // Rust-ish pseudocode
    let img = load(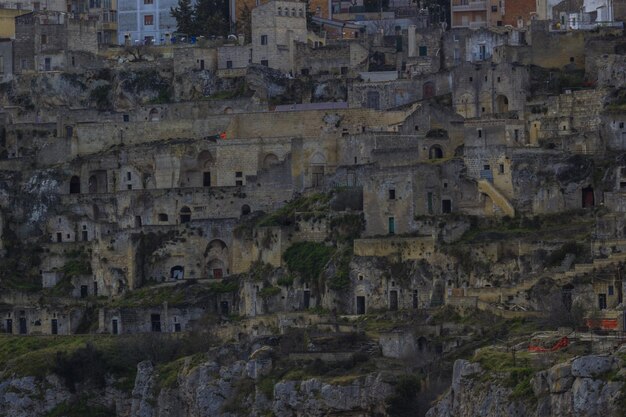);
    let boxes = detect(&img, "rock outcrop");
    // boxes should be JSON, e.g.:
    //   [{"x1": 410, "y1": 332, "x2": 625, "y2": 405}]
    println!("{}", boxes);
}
[{"x1": 427, "y1": 353, "x2": 625, "y2": 417}]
